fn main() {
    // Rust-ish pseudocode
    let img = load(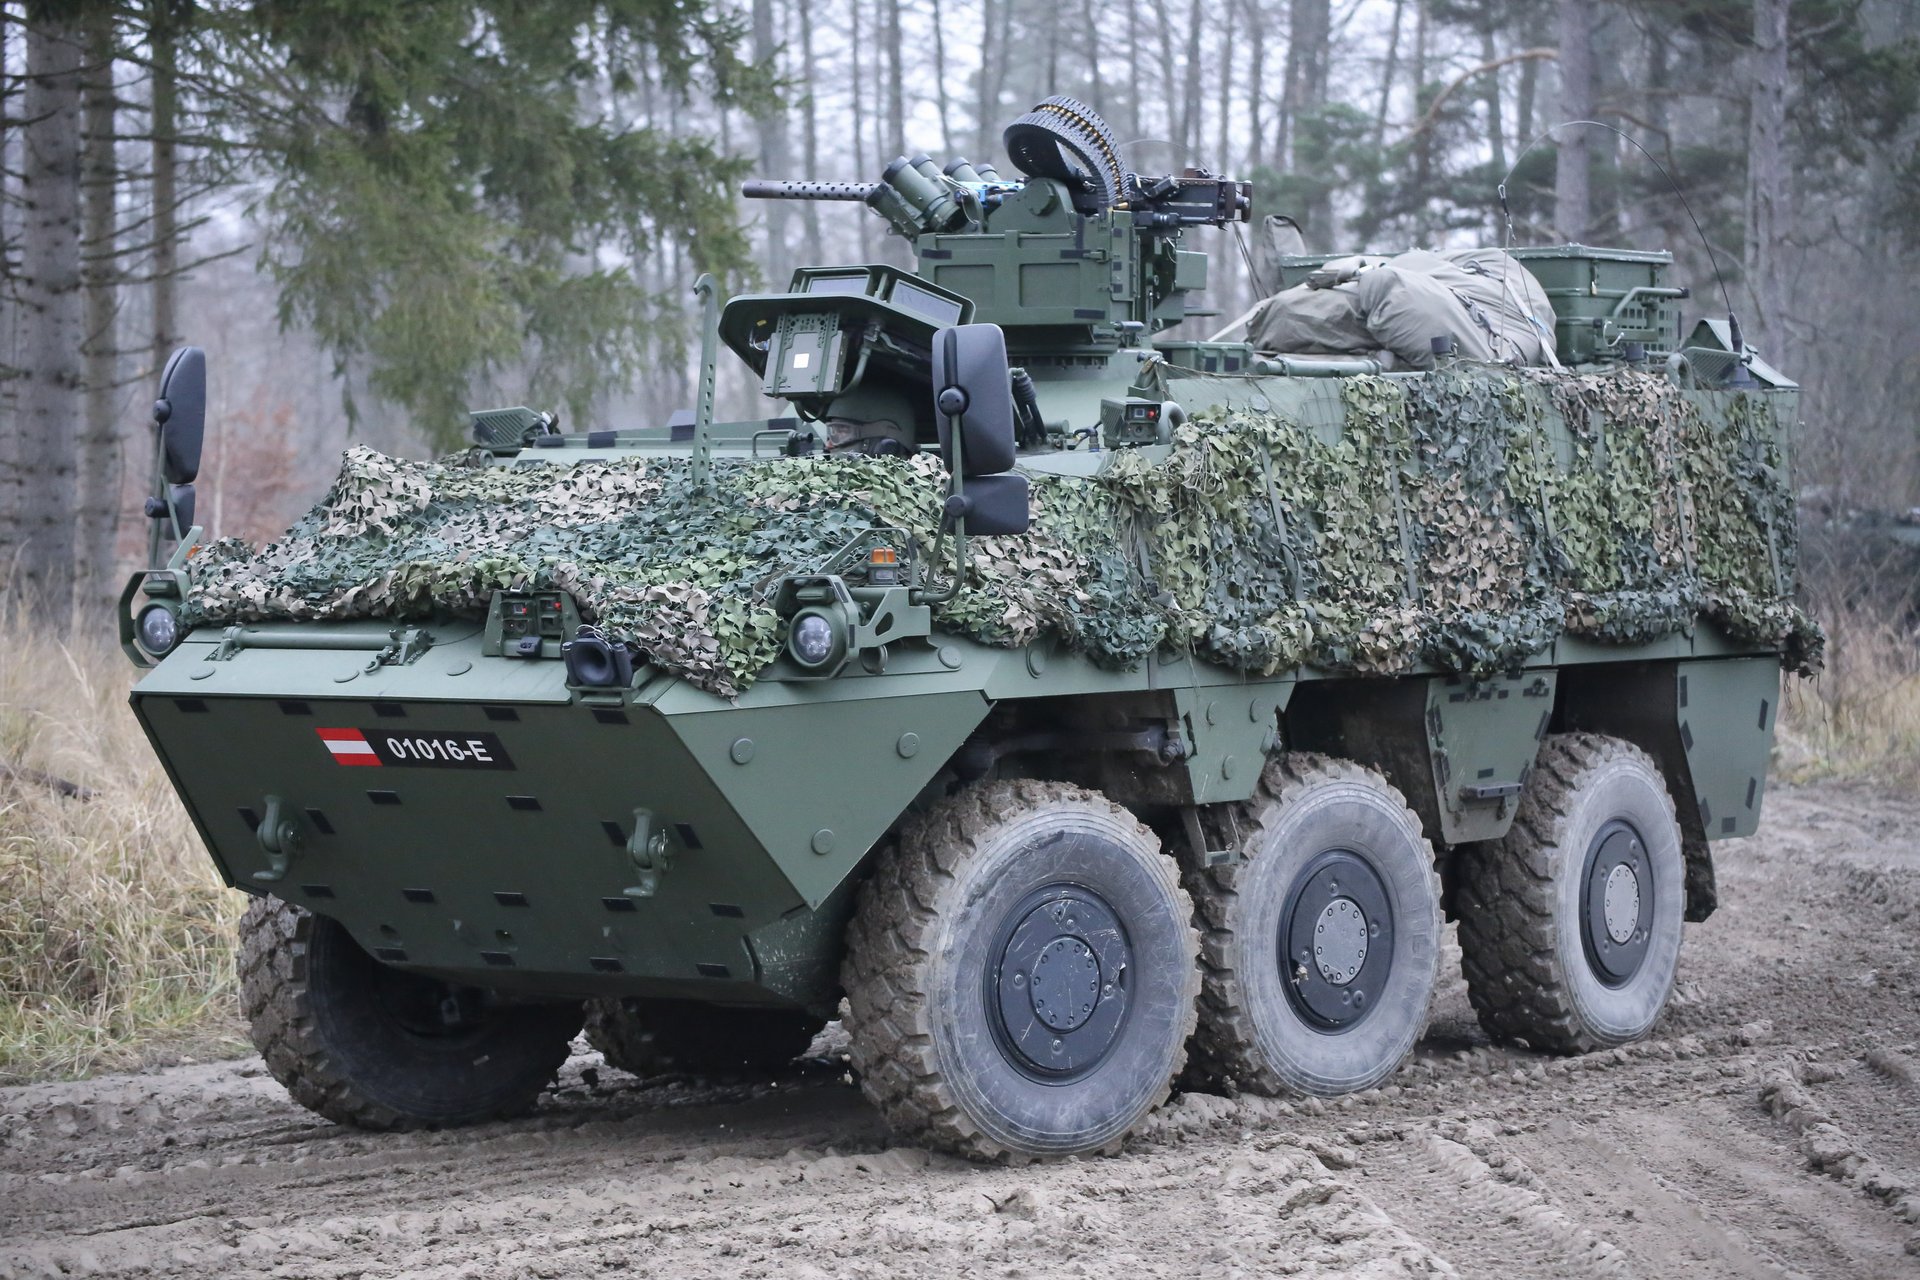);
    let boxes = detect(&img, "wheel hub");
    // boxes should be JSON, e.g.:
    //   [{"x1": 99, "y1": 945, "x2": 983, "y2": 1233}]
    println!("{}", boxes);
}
[
  {"x1": 1582, "y1": 820, "x2": 1655, "y2": 986},
  {"x1": 1313, "y1": 898, "x2": 1370, "y2": 985},
  {"x1": 1281, "y1": 850, "x2": 1394, "y2": 1031},
  {"x1": 1029, "y1": 936, "x2": 1101, "y2": 1031},
  {"x1": 991, "y1": 886, "x2": 1133, "y2": 1081},
  {"x1": 1602, "y1": 864, "x2": 1640, "y2": 944}
]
